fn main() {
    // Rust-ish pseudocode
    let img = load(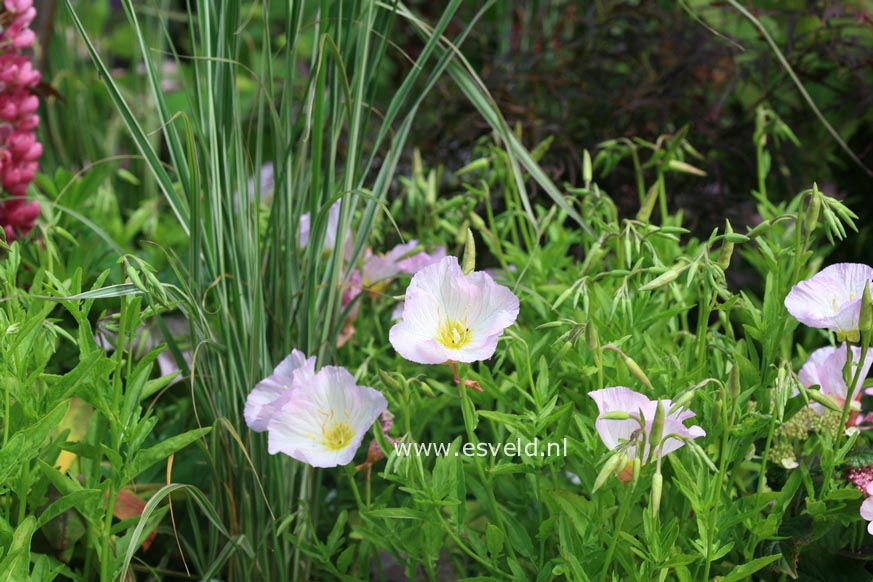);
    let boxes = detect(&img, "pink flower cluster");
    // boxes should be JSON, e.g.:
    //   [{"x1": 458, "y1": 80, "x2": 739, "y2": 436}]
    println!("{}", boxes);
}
[{"x1": 0, "y1": 0, "x2": 41, "y2": 240}]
